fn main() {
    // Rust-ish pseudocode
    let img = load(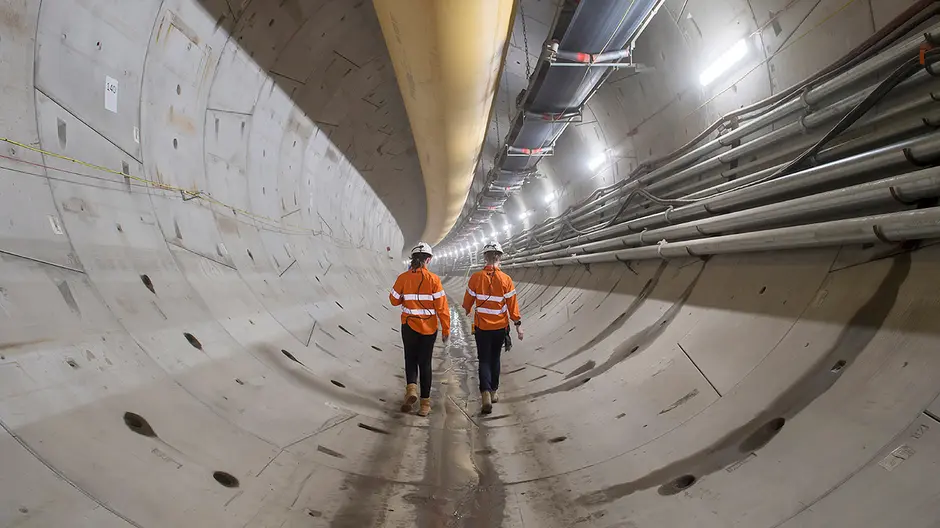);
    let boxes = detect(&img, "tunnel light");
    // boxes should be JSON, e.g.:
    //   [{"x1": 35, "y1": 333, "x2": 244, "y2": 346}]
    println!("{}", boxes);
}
[
  {"x1": 588, "y1": 153, "x2": 606, "y2": 171},
  {"x1": 518, "y1": 210, "x2": 529, "y2": 220},
  {"x1": 699, "y1": 38, "x2": 749, "y2": 87},
  {"x1": 504, "y1": 224, "x2": 512, "y2": 233},
  {"x1": 544, "y1": 191, "x2": 555, "y2": 204}
]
